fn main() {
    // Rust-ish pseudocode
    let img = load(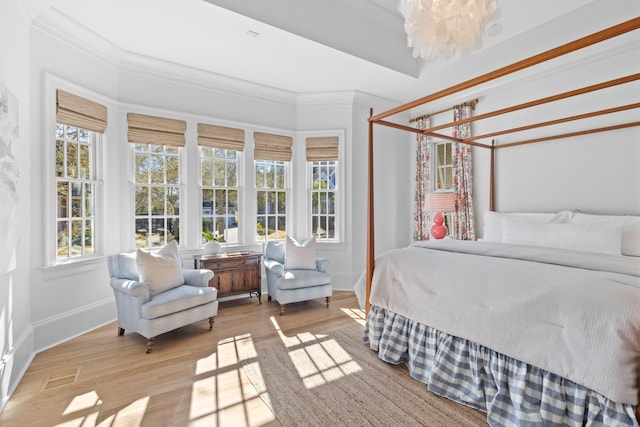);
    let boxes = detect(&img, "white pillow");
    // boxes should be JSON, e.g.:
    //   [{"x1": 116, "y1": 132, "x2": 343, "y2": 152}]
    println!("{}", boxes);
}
[
  {"x1": 502, "y1": 219, "x2": 623, "y2": 255},
  {"x1": 621, "y1": 221, "x2": 640, "y2": 256},
  {"x1": 482, "y1": 211, "x2": 572, "y2": 242},
  {"x1": 284, "y1": 235, "x2": 317, "y2": 270},
  {"x1": 570, "y1": 213, "x2": 640, "y2": 257},
  {"x1": 136, "y1": 240, "x2": 185, "y2": 296}
]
